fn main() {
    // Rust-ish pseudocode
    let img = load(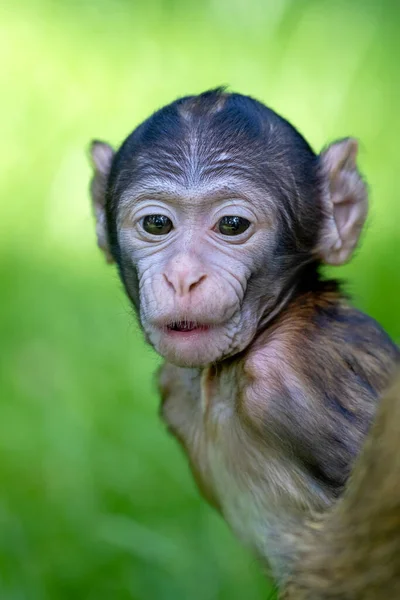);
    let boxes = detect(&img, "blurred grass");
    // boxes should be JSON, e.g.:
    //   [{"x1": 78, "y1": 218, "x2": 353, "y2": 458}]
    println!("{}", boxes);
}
[{"x1": 0, "y1": 0, "x2": 399, "y2": 598}]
